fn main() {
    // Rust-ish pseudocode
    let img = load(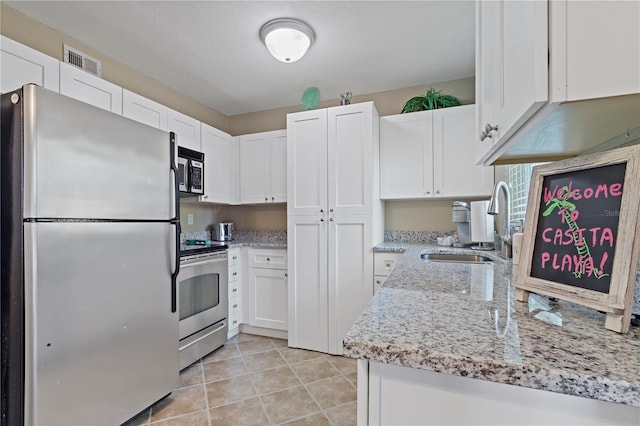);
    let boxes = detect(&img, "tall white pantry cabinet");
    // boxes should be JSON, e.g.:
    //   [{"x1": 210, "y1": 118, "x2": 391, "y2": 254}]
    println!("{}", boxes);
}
[{"x1": 286, "y1": 102, "x2": 384, "y2": 355}]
